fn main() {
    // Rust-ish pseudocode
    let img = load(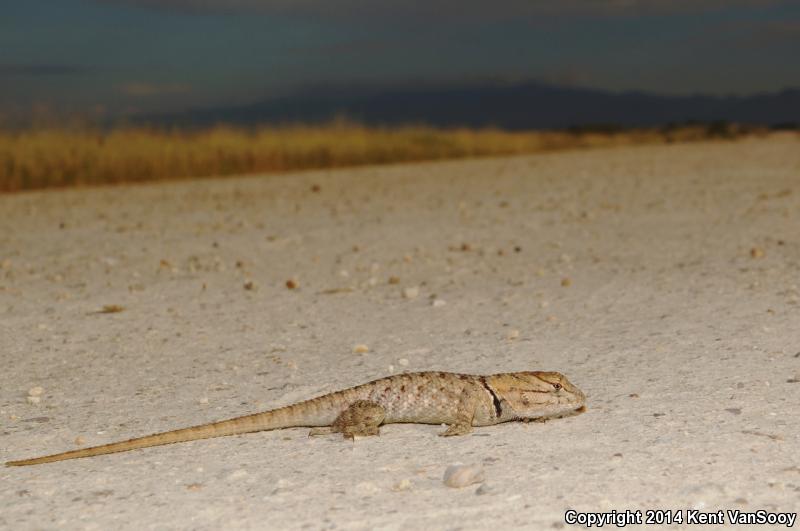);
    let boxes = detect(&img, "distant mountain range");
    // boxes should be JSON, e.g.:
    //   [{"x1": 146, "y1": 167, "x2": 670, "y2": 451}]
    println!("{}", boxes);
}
[{"x1": 141, "y1": 82, "x2": 800, "y2": 130}]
